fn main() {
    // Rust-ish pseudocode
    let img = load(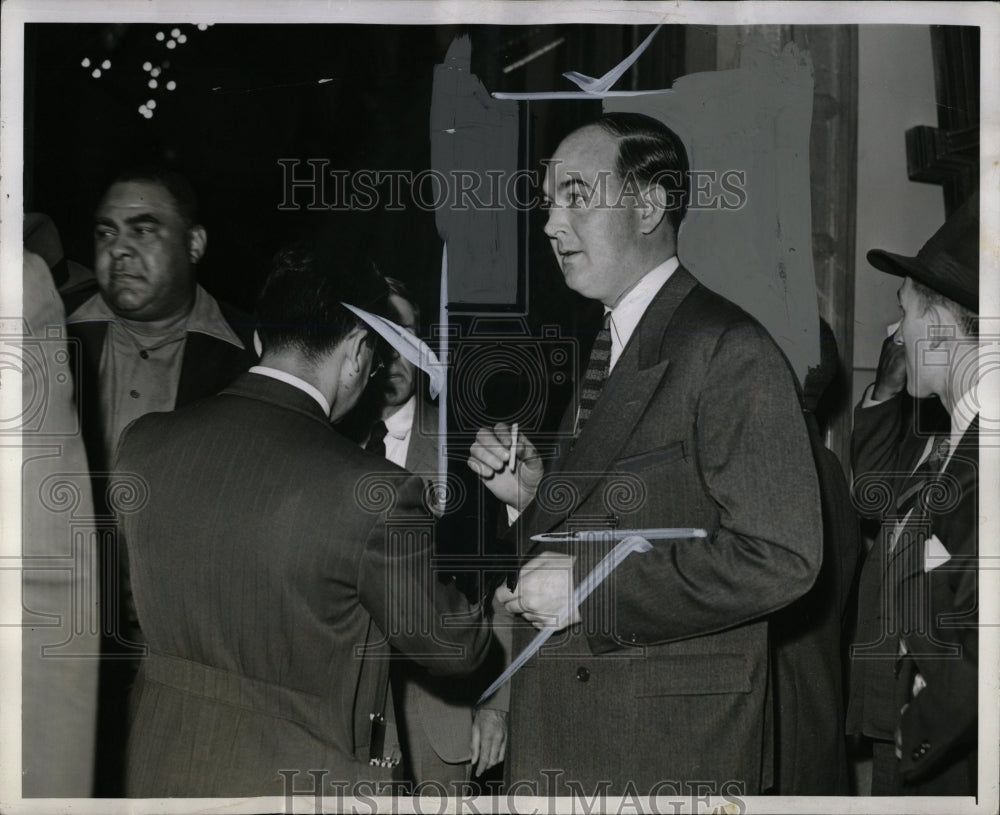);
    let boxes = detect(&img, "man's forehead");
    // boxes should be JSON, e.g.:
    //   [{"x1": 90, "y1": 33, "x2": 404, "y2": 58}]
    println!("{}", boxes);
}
[
  {"x1": 544, "y1": 126, "x2": 619, "y2": 187},
  {"x1": 97, "y1": 180, "x2": 180, "y2": 216}
]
